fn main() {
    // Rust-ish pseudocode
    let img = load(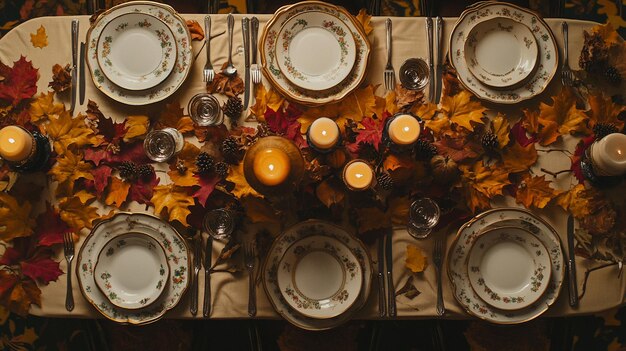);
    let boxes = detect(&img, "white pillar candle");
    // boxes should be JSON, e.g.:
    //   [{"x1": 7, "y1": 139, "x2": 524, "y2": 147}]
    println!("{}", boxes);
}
[
  {"x1": 590, "y1": 133, "x2": 626, "y2": 176},
  {"x1": 388, "y1": 114, "x2": 421, "y2": 145},
  {"x1": 342, "y1": 160, "x2": 374, "y2": 191},
  {"x1": 308, "y1": 117, "x2": 340, "y2": 150}
]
